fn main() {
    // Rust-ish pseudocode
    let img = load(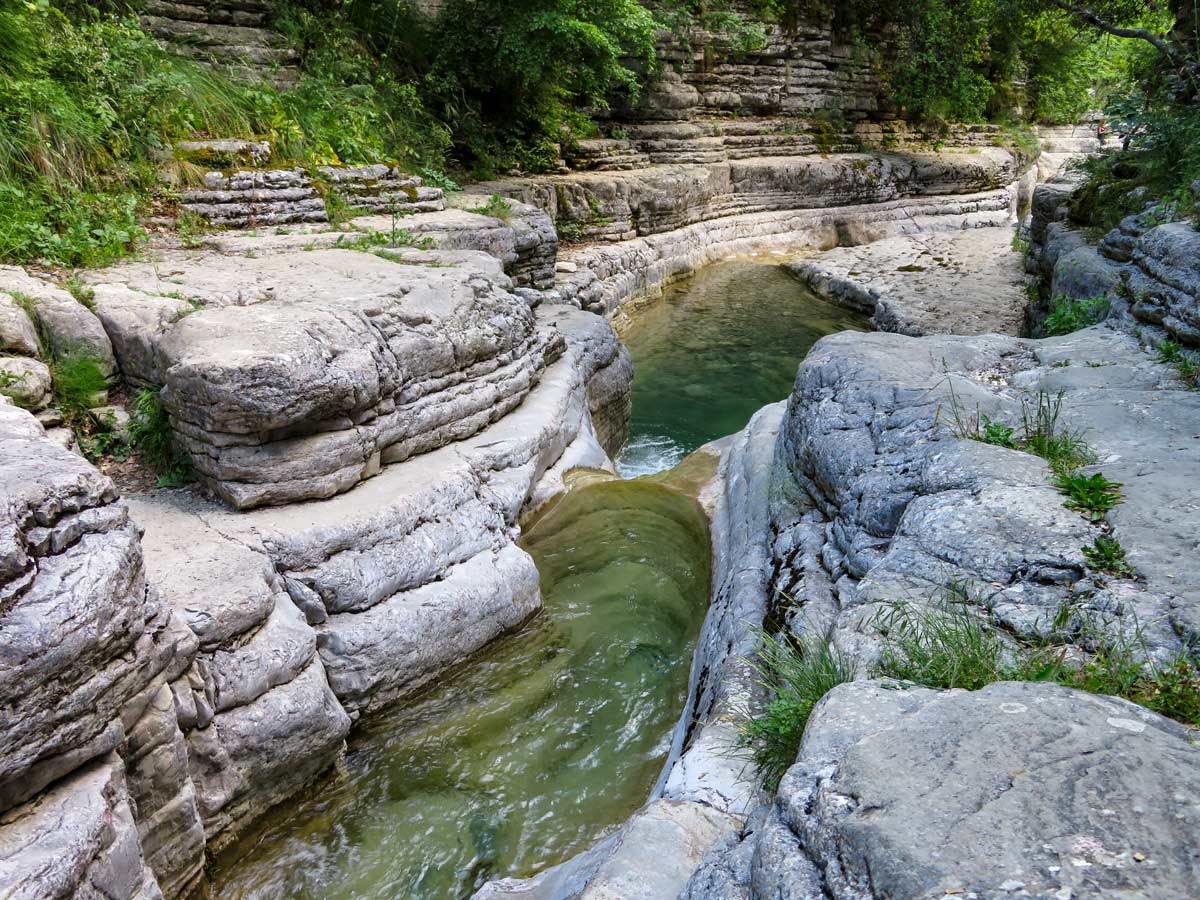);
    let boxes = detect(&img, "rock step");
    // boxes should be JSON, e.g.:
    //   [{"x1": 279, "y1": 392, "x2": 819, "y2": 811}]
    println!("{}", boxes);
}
[
  {"x1": 142, "y1": 0, "x2": 272, "y2": 28},
  {"x1": 177, "y1": 166, "x2": 447, "y2": 229},
  {"x1": 141, "y1": 15, "x2": 287, "y2": 49}
]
